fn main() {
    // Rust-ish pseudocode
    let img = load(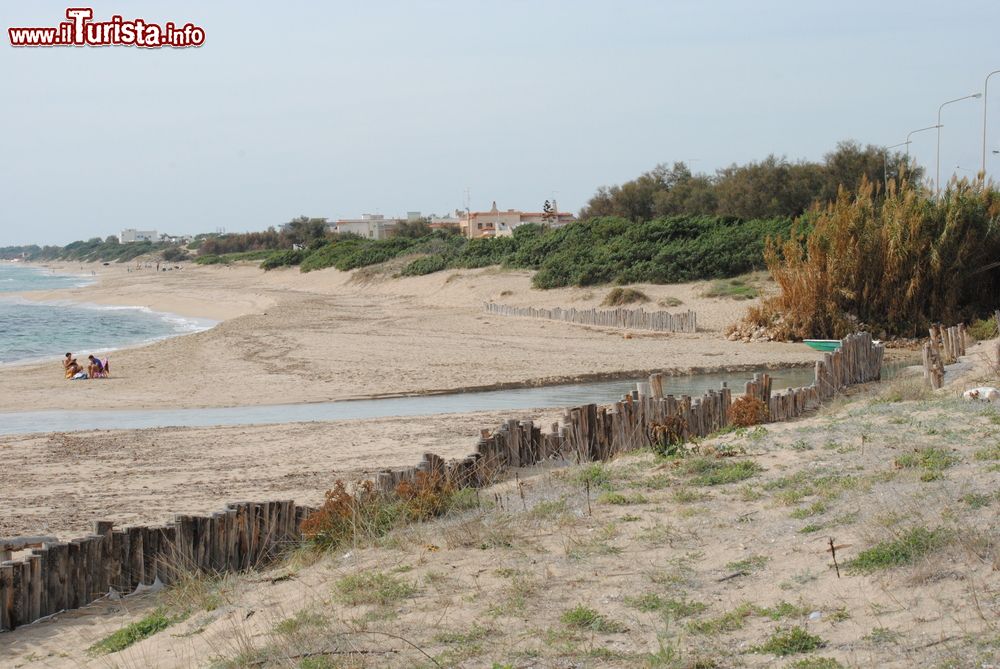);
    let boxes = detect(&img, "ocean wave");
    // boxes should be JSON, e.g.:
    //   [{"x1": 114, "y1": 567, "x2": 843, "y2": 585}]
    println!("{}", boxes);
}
[{"x1": 0, "y1": 298, "x2": 218, "y2": 366}]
